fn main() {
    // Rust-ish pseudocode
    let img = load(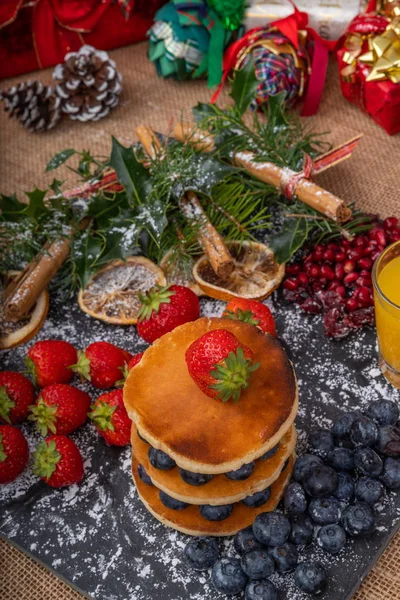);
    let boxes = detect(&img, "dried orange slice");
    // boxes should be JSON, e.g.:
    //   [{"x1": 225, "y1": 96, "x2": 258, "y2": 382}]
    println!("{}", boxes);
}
[
  {"x1": 193, "y1": 241, "x2": 285, "y2": 302},
  {"x1": 160, "y1": 250, "x2": 204, "y2": 296},
  {"x1": 78, "y1": 256, "x2": 166, "y2": 325},
  {"x1": 0, "y1": 272, "x2": 49, "y2": 351}
]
